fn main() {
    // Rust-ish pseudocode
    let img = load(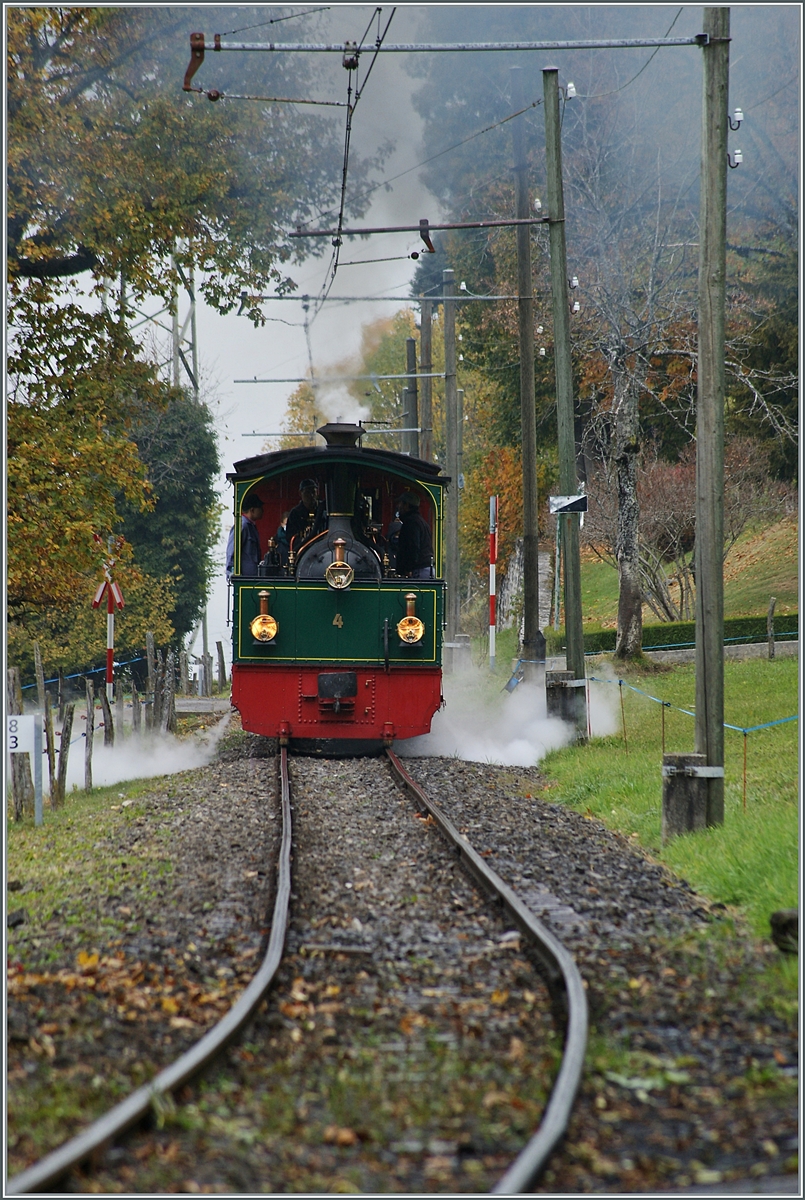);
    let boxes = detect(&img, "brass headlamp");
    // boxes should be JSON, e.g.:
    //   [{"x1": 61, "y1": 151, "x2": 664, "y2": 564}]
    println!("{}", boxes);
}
[
  {"x1": 397, "y1": 592, "x2": 425, "y2": 644},
  {"x1": 325, "y1": 538, "x2": 354, "y2": 590},
  {"x1": 250, "y1": 589, "x2": 278, "y2": 642}
]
